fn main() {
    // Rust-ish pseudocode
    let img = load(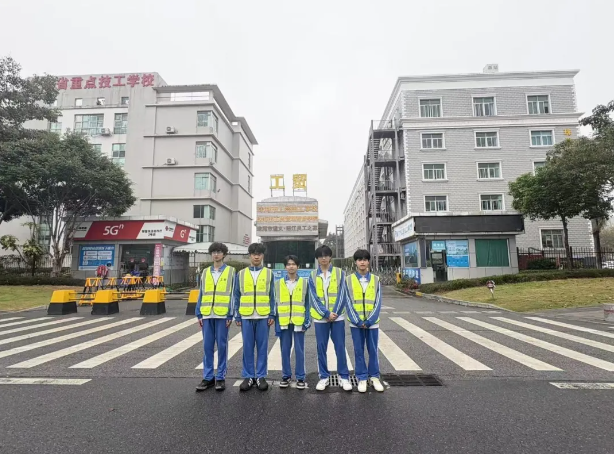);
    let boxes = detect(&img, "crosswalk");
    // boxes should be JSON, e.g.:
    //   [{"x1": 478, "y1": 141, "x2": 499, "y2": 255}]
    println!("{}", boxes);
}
[{"x1": 1, "y1": 314, "x2": 614, "y2": 377}]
